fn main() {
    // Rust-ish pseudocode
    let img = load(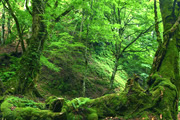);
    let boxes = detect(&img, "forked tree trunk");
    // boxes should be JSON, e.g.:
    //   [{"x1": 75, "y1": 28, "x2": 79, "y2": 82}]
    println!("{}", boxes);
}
[{"x1": 15, "y1": 0, "x2": 46, "y2": 95}]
